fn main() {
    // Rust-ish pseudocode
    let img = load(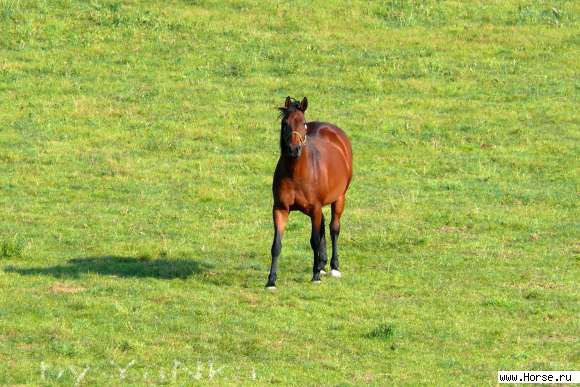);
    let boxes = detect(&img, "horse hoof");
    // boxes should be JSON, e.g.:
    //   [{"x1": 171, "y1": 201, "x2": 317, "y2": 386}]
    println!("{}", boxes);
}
[
  {"x1": 312, "y1": 279, "x2": 321, "y2": 284},
  {"x1": 330, "y1": 270, "x2": 342, "y2": 278},
  {"x1": 265, "y1": 286, "x2": 277, "y2": 291},
  {"x1": 320, "y1": 269, "x2": 327, "y2": 276}
]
